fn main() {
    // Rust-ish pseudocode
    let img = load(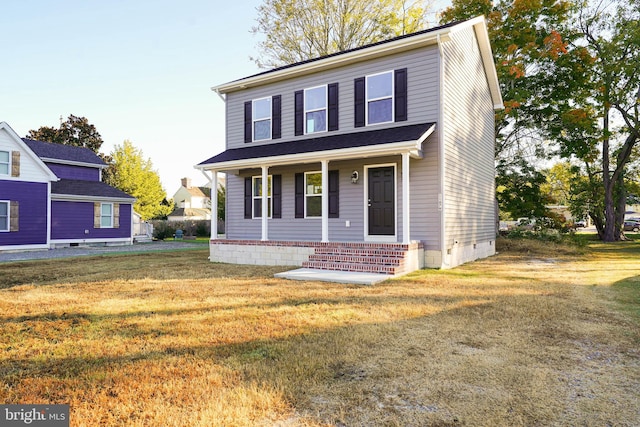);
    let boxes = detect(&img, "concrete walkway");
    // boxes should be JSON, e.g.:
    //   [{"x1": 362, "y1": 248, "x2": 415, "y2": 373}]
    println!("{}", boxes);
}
[
  {"x1": 275, "y1": 268, "x2": 396, "y2": 285},
  {"x1": 0, "y1": 241, "x2": 205, "y2": 263}
]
